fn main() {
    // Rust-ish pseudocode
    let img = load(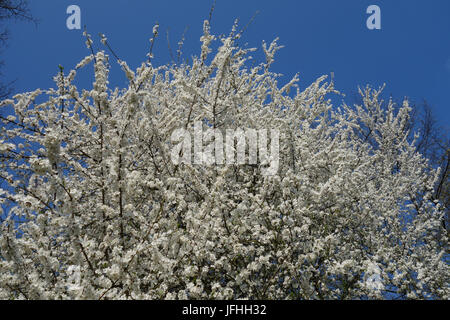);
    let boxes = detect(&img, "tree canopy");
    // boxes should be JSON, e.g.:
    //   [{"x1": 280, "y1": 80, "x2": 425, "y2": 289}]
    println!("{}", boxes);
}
[{"x1": 0, "y1": 20, "x2": 448, "y2": 299}]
